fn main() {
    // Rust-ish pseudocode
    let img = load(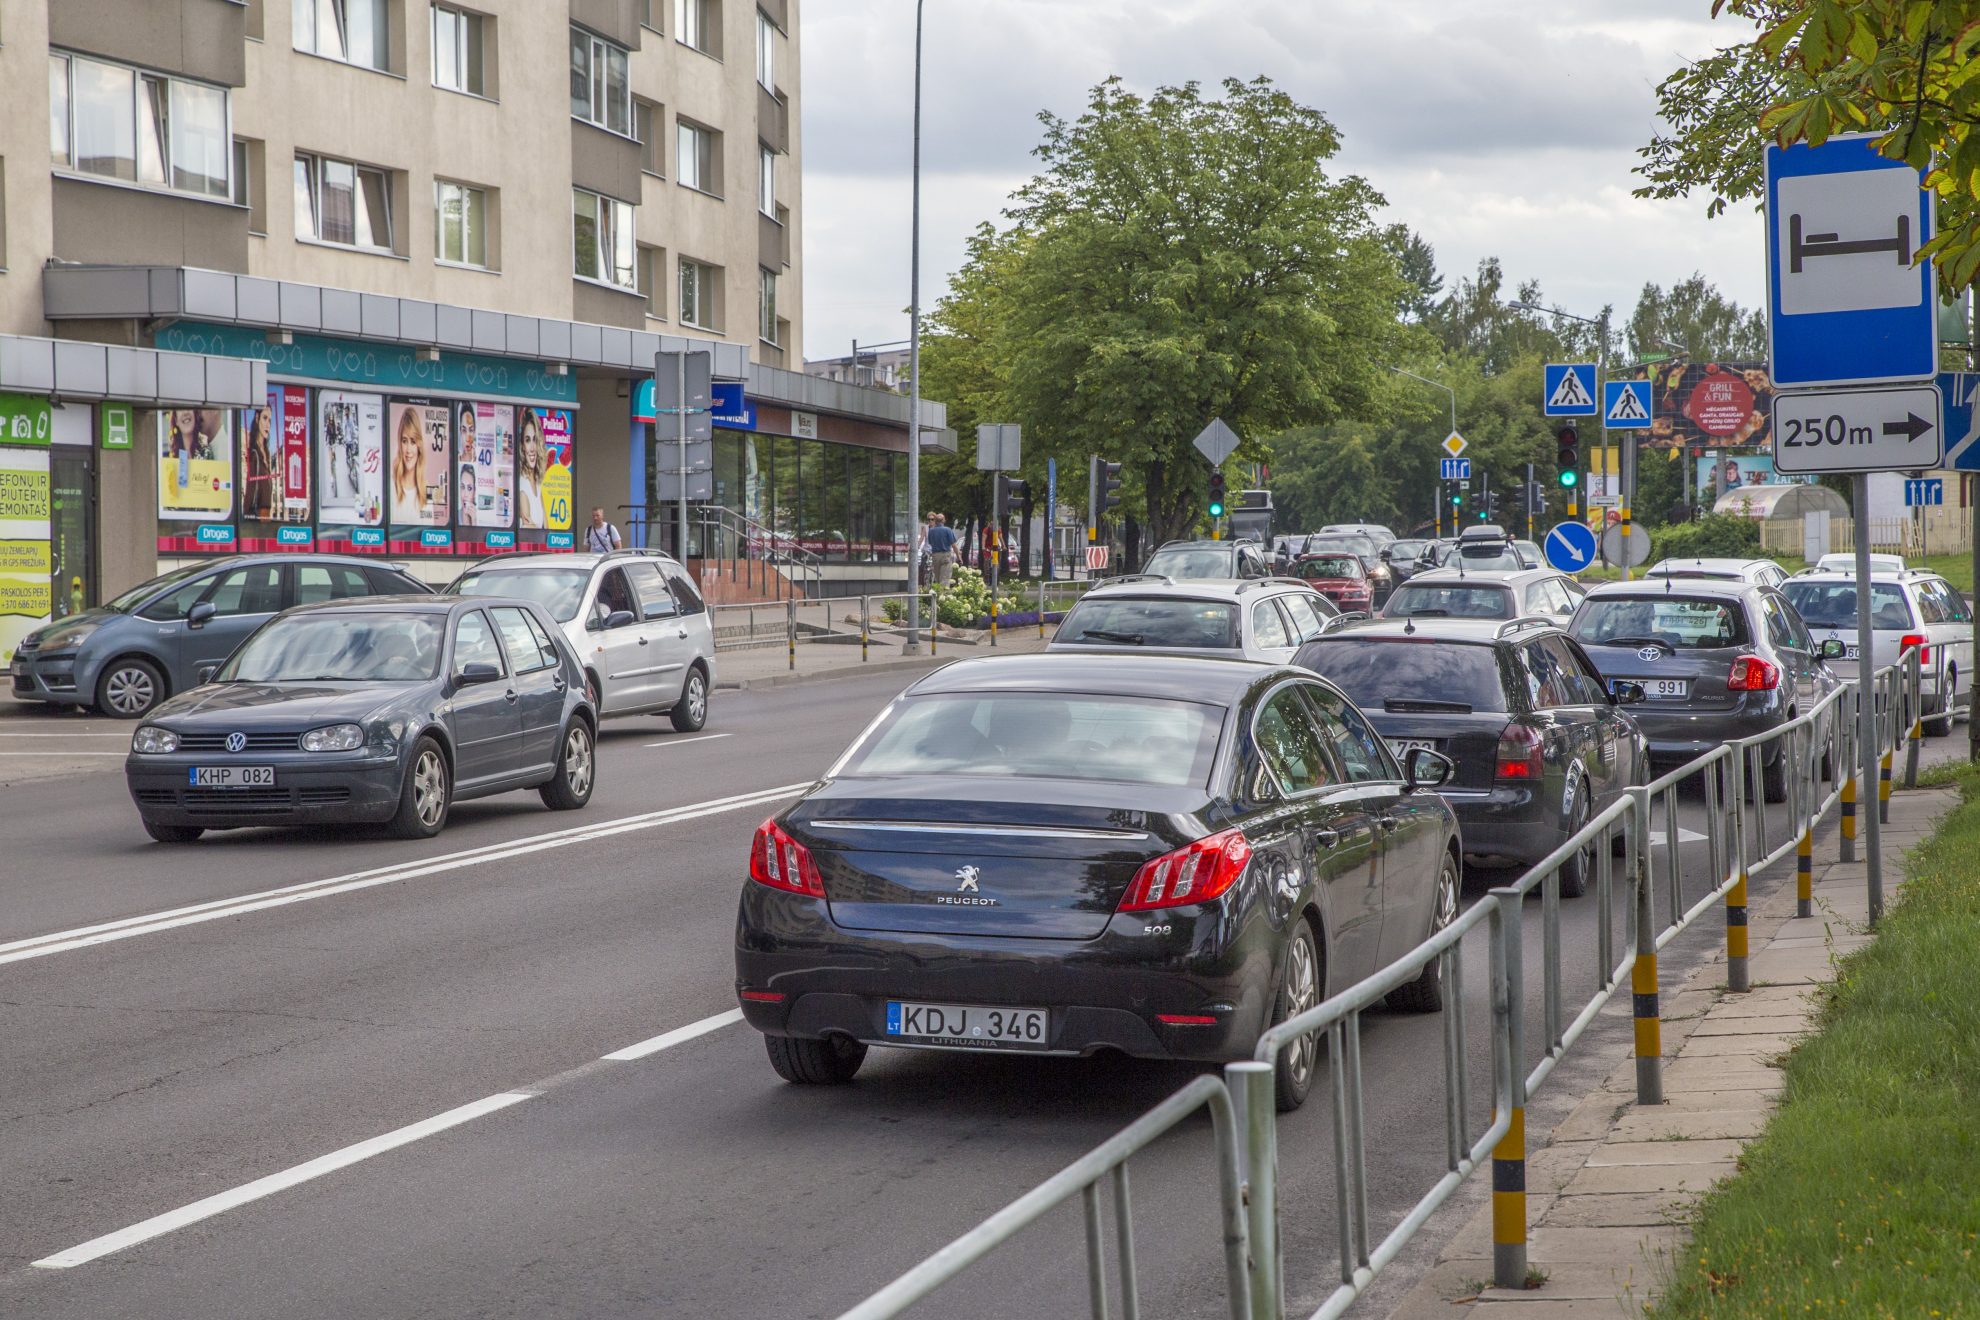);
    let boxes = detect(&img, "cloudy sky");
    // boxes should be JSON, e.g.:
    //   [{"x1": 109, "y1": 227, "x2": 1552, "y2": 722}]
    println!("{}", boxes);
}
[{"x1": 796, "y1": 0, "x2": 1763, "y2": 362}]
